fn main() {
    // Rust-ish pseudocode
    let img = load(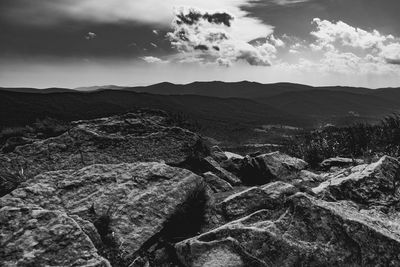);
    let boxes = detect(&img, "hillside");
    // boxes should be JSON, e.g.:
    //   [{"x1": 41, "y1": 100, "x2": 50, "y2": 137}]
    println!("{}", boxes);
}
[
  {"x1": 125, "y1": 81, "x2": 373, "y2": 99},
  {"x1": 0, "y1": 89, "x2": 308, "y2": 143}
]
